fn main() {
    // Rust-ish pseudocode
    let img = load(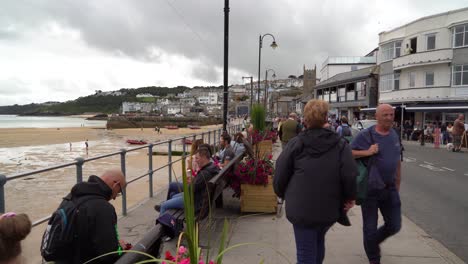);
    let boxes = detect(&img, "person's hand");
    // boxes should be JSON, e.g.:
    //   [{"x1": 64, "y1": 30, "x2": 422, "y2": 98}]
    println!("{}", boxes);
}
[
  {"x1": 344, "y1": 200, "x2": 355, "y2": 211},
  {"x1": 368, "y1": 144, "x2": 379, "y2": 155}
]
